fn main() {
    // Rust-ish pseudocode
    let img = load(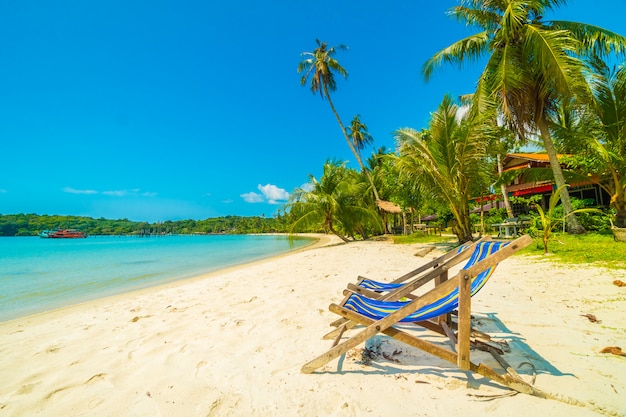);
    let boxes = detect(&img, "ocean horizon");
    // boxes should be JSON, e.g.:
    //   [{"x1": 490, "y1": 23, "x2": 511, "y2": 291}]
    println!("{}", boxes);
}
[{"x1": 0, "y1": 234, "x2": 315, "y2": 323}]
